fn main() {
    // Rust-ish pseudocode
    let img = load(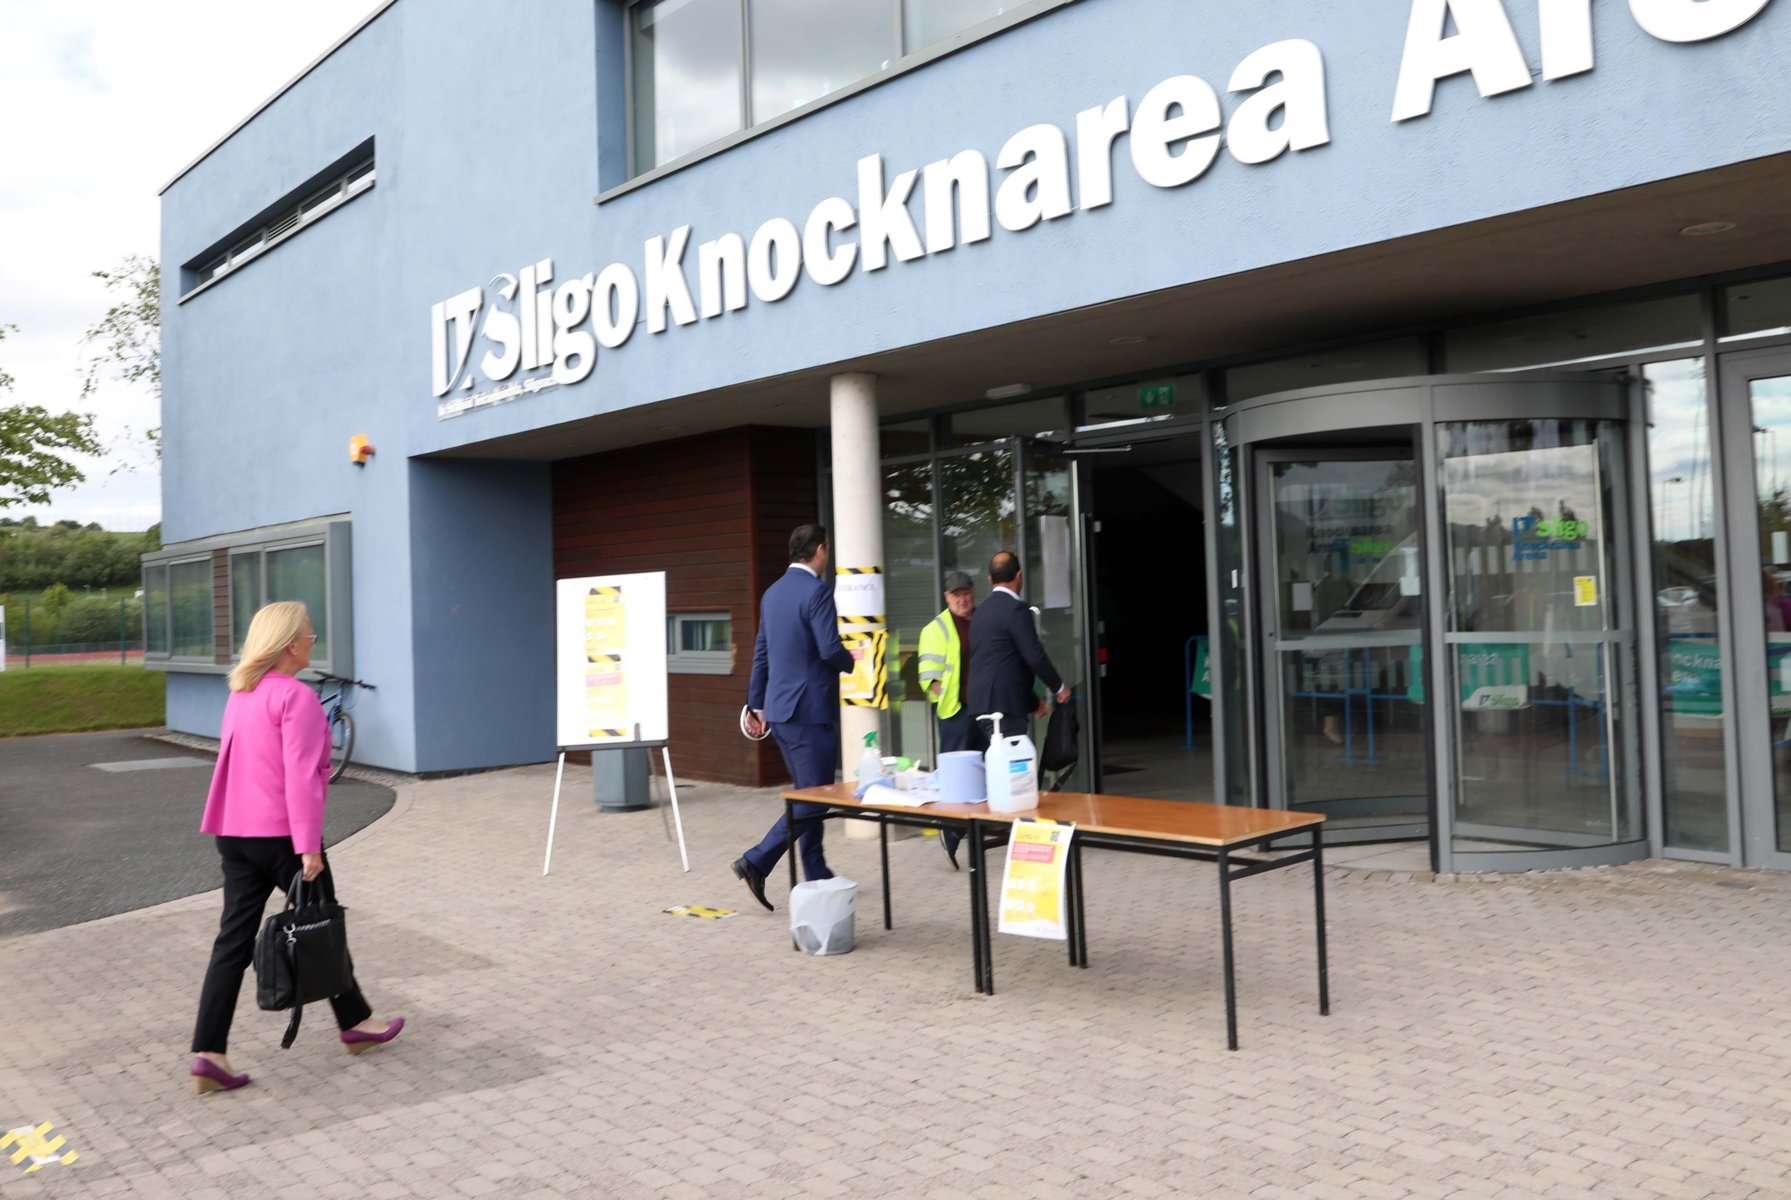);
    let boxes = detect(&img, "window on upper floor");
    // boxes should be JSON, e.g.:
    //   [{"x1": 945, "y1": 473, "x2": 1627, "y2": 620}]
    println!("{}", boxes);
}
[
  {"x1": 626, "y1": 0, "x2": 1044, "y2": 176},
  {"x1": 183, "y1": 149, "x2": 375, "y2": 297}
]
